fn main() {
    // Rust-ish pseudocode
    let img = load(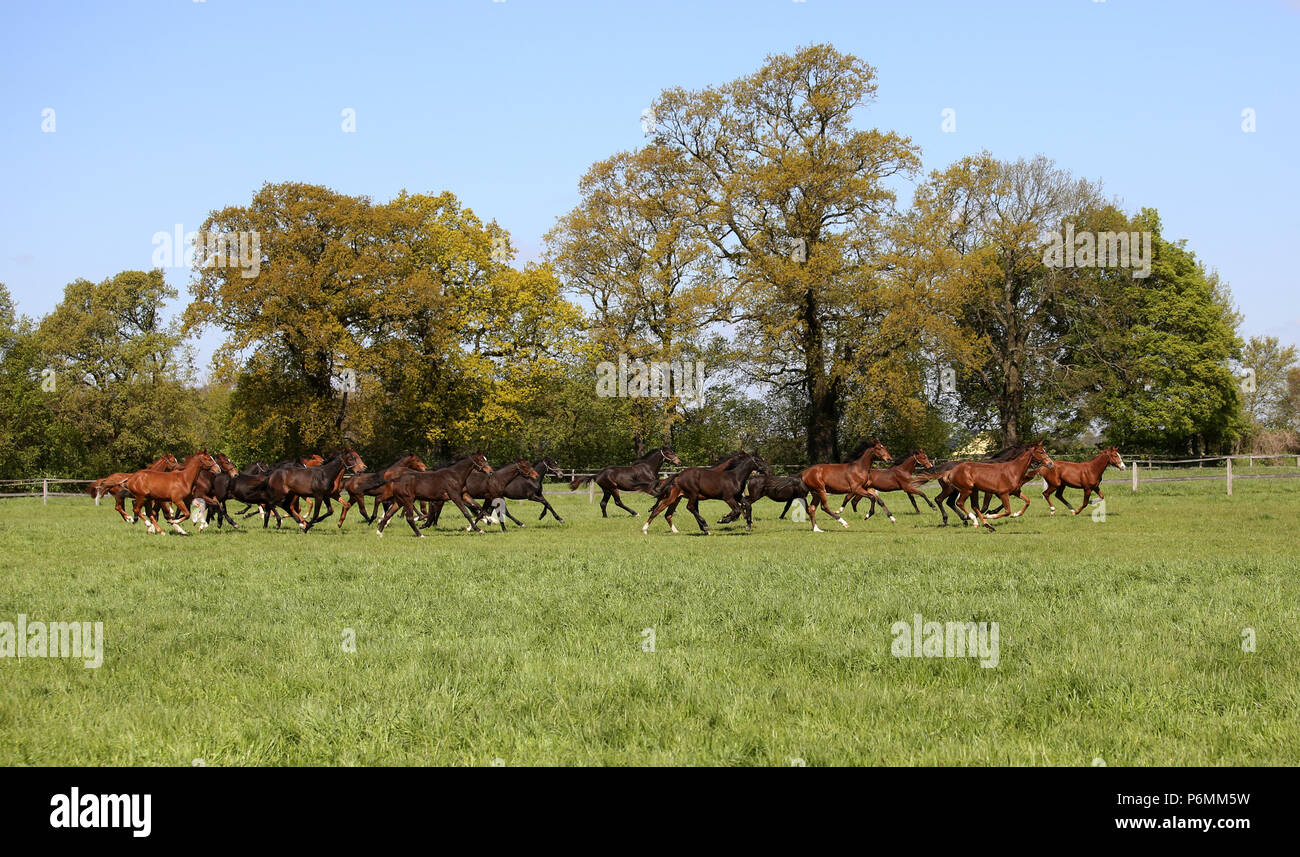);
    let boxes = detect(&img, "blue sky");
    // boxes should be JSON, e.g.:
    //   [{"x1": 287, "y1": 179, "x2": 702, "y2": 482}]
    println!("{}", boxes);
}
[{"x1": 2, "y1": 0, "x2": 1297, "y2": 371}]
